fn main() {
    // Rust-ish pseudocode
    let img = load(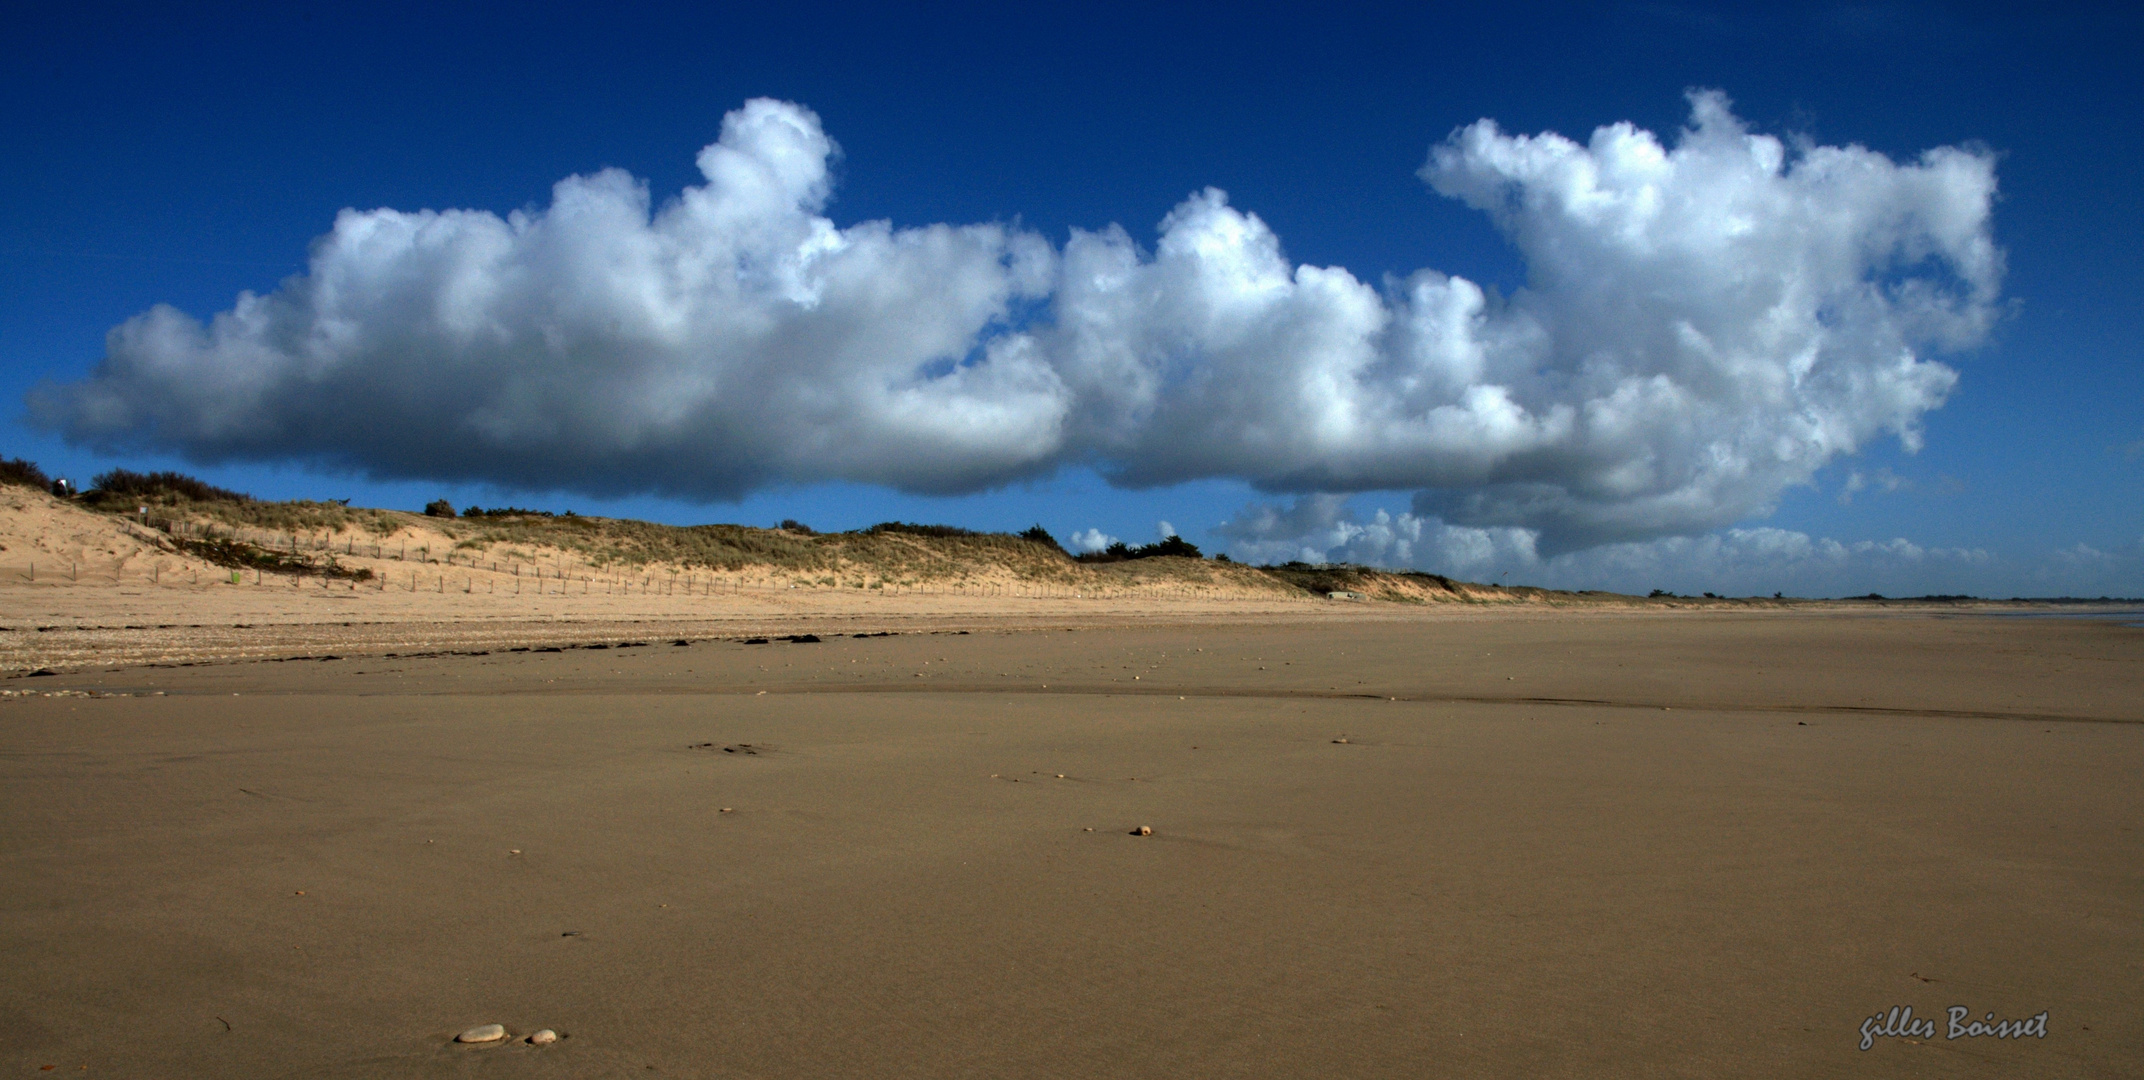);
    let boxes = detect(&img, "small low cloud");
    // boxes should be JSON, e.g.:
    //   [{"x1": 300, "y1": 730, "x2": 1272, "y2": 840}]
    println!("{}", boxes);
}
[
  {"x1": 1838, "y1": 467, "x2": 1909, "y2": 506},
  {"x1": 1068, "y1": 528, "x2": 1118, "y2": 554}
]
